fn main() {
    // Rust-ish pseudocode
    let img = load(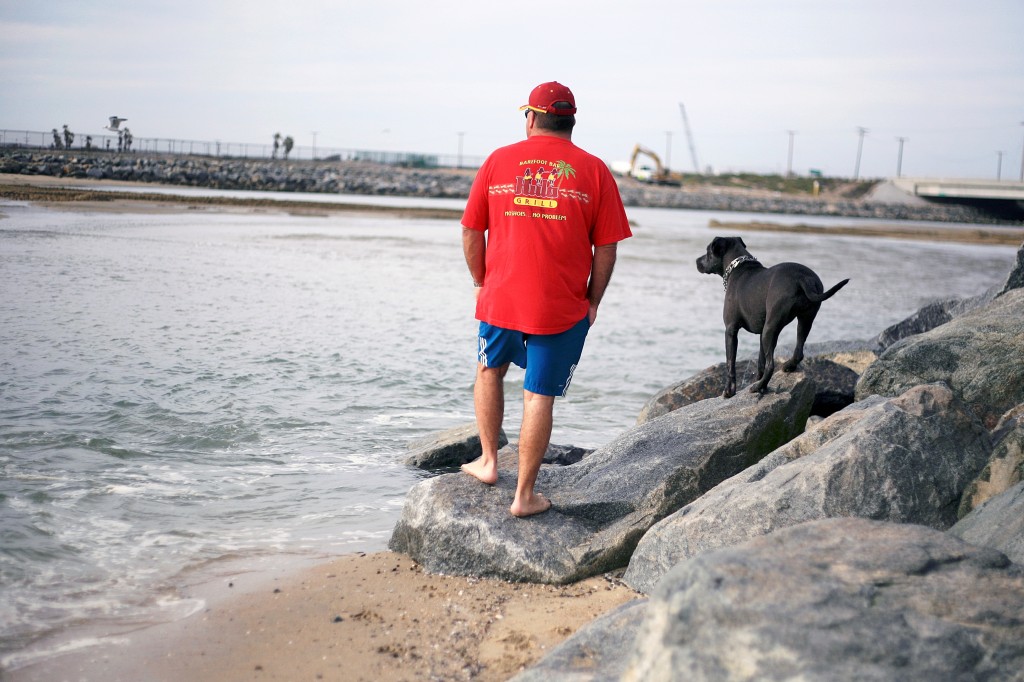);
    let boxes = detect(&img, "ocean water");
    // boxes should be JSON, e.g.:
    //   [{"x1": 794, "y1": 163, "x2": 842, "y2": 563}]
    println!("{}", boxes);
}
[{"x1": 0, "y1": 192, "x2": 1017, "y2": 670}]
